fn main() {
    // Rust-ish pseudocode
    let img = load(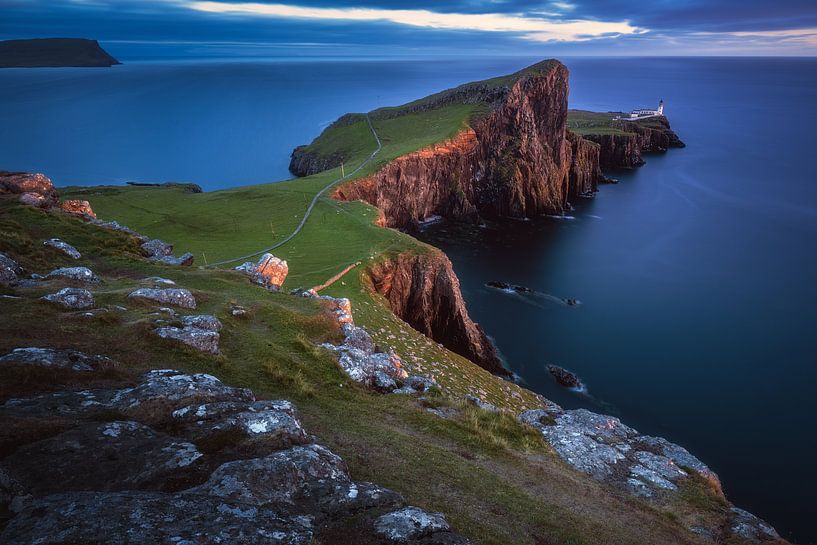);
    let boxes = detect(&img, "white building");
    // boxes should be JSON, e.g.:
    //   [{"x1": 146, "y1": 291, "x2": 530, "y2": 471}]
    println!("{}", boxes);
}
[{"x1": 625, "y1": 100, "x2": 664, "y2": 119}]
